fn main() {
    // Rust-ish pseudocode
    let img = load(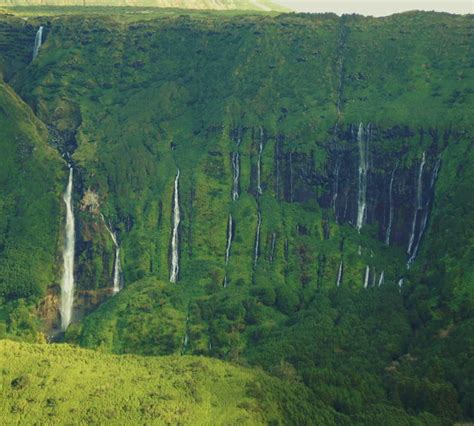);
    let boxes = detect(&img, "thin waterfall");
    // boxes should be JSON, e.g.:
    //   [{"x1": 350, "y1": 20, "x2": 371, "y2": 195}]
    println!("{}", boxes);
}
[
  {"x1": 257, "y1": 127, "x2": 263, "y2": 195},
  {"x1": 231, "y1": 151, "x2": 240, "y2": 201},
  {"x1": 385, "y1": 163, "x2": 398, "y2": 245},
  {"x1": 356, "y1": 123, "x2": 369, "y2": 231},
  {"x1": 407, "y1": 158, "x2": 440, "y2": 268},
  {"x1": 60, "y1": 167, "x2": 75, "y2": 331},
  {"x1": 225, "y1": 214, "x2": 233, "y2": 264},
  {"x1": 398, "y1": 278, "x2": 404, "y2": 287},
  {"x1": 181, "y1": 313, "x2": 189, "y2": 355},
  {"x1": 170, "y1": 169, "x2": 180, "y2": 283},
  {"x1": 378, "y1": 270, "x2": 385, "y2": 286},
  {"x1": 363, "y1": 265, "x2": 370, "y2": 288},
  {"x1": 336, "y1": 260, "x2": 343, "y2": 287},
  {"x1": 407, "y1": 152, "x2": 426, "y2": 257},
  {"x1": 254, "y1": 210, "x2": 262, "y2": 268},
  {"x1": 102, "y1": 218, "x2": 123, "y2": 294},
  {"x1": 32, "y1": 26, "x2": 43, "y2": 60}
]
